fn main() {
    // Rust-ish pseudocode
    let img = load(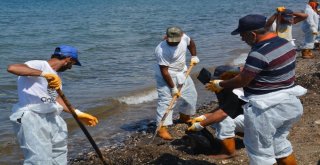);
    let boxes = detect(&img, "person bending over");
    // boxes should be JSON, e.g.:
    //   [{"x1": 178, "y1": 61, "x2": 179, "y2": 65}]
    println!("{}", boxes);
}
[{"x1": 7, "y1": 45, "x2": 98, "y2": 164}]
